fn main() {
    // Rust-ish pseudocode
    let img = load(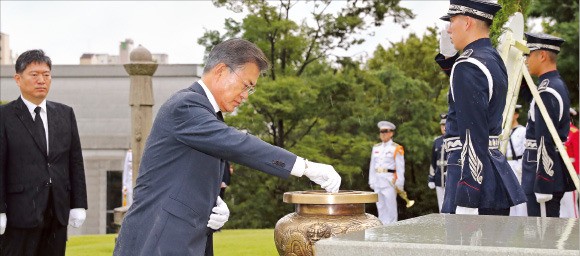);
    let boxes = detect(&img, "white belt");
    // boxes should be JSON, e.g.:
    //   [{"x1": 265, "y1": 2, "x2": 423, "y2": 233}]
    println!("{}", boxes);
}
[
  {"x1": 525, "y1": 139, "x2": 537, "y2": 150},
  {"x1": 444, "y1": 136, "x2": 500, "y2": 152}
]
